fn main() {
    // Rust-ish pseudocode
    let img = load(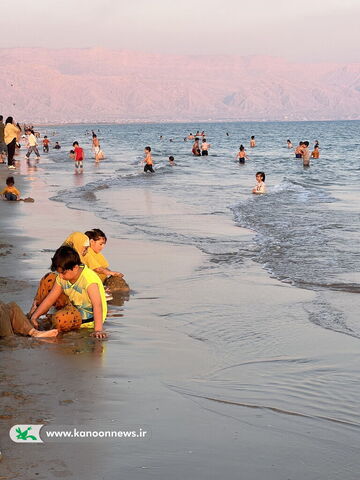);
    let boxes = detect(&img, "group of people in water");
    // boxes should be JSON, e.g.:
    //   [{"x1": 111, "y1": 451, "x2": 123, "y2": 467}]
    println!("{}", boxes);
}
[
  {"x1": 0, "y1": 230, "x2": 130, "y2": 340},
  {"x1": 0, "y1": 122, "x2": 323, "y2": 340}
]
